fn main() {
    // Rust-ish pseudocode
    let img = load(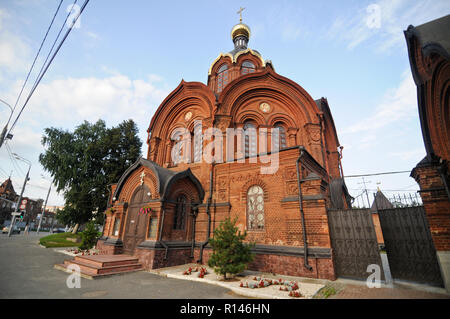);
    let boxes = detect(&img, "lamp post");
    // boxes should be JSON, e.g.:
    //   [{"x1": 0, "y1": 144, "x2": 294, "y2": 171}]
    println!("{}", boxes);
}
[
  {"x1": 0, "y1": 98, "x2": 14, "y2": 149},
  {"x1": 8, "y1": 153, "x2": 31, "y2": 237},
  {"x1": 37, "y1": 175, "x2": 51, "y2": 234}
]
